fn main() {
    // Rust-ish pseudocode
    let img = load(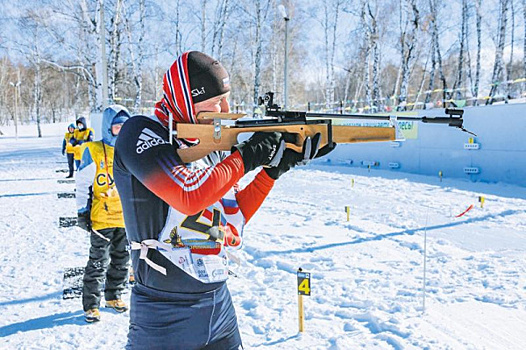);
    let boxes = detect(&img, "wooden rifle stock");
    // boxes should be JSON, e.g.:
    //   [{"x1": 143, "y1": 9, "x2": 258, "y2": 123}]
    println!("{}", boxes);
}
[{"x1": 175, "y1": 114, "x2": 396, "y2": 163}]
